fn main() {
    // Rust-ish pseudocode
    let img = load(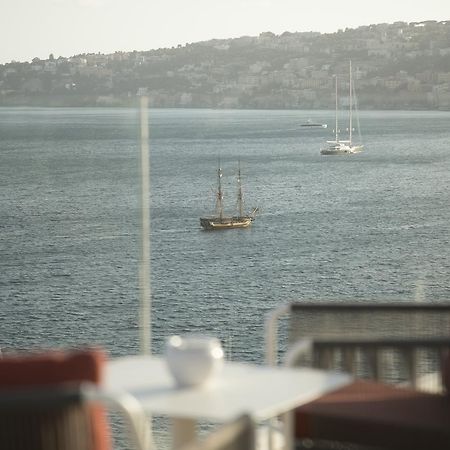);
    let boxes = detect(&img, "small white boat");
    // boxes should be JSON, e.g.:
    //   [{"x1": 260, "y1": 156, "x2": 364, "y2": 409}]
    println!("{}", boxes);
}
[{"x1": 301, "y1": 119, "x2": 327, "y2": 128}]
